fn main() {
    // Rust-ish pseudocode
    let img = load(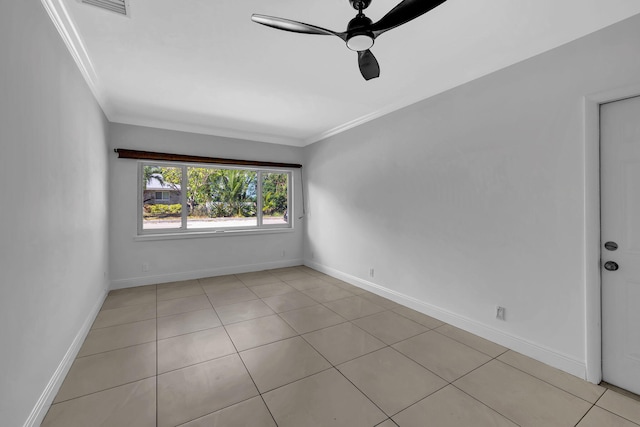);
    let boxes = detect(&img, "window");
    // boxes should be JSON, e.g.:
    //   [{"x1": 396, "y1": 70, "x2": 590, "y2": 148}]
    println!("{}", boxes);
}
[
  {"x1": 140, "y1": 162, "x2": 292, "y2": 234},
  {"x1": 155, "y1": 191, "x2": 170, "y2": 201}
]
